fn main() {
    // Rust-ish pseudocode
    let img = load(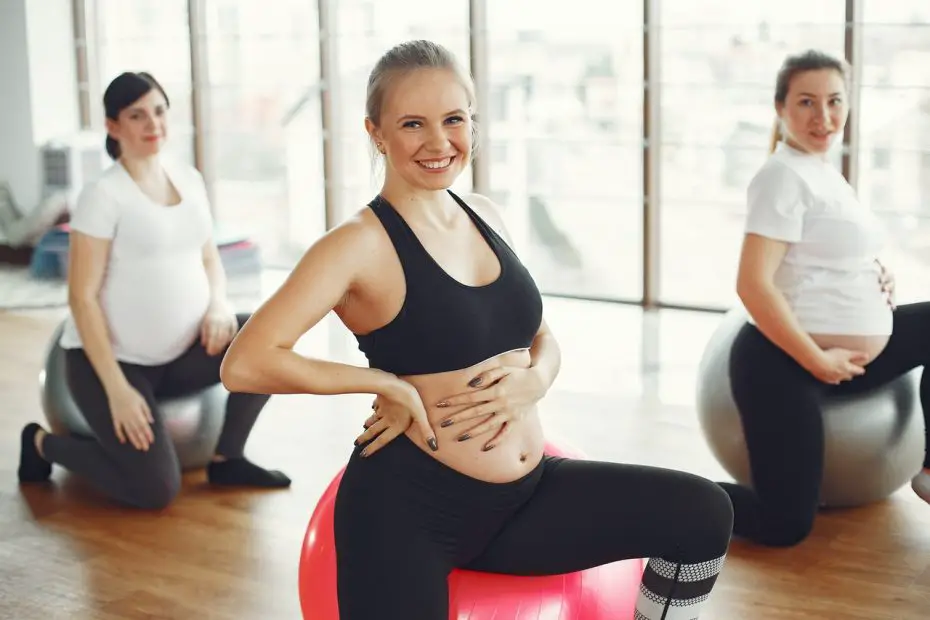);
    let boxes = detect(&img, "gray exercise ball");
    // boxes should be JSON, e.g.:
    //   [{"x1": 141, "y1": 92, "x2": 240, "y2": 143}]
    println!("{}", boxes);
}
[
  {"x1": 38, "y1": 322, "x2": 228, "y2": 471},
  {"x1": 696, "y1": 307, "x2": 926, "y2": 508}
]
